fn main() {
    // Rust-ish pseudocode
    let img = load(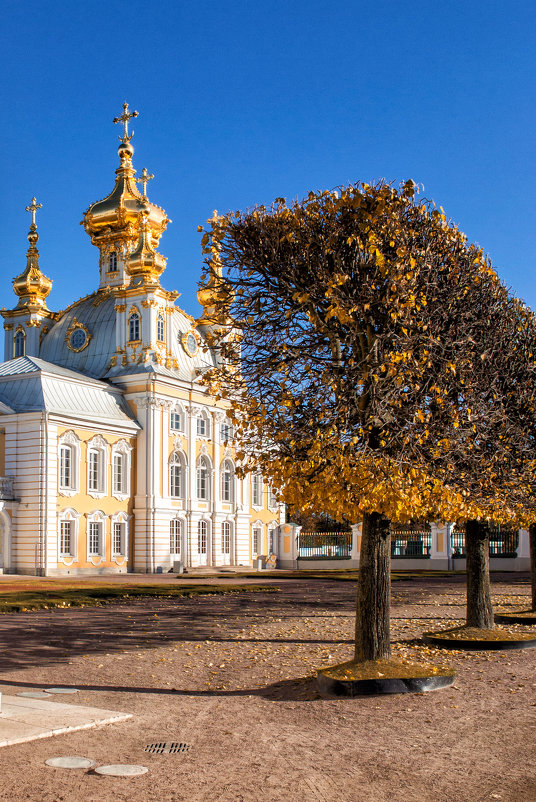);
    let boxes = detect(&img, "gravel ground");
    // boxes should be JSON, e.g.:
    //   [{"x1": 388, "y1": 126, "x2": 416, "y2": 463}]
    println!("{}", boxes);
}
[{"x1": 0, "y1": 572, "x2": 534, "y2": 802}]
